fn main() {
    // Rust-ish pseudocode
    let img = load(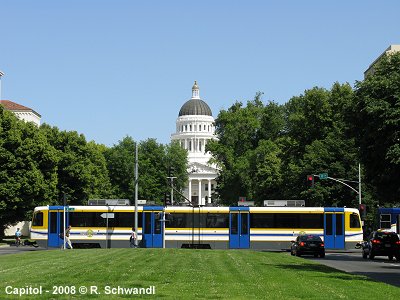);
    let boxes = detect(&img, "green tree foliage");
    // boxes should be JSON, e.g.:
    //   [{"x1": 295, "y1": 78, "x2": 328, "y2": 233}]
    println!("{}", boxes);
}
[
  {"x1": 208, "y1": 84, "x2": 364, "y2": 207},
  {"x1": 165, "y1": 141, "x2": 189, "y2": 203},
  {"x1": 207, "y1": 94, "x2": 285, "y2": 205},
  {"x1": 104, "y1": 137, "x2": 188, "y2": 204},
  {"x1": 40, "y1": 124, "x2": 113, "y2": 204},
  {"x1": 352, "y1": 52, "x2": 400, "y2": 206},
  {"x1": 284, "y1": 84, "x2": 361, "y2": 207},
  {"x1": 138, "y1": 138, "x2": 168, "y2": 202},
  {"x1": 104, "y1": 136, "x2": 136, "y2": 200},
  {"x1": 0, "y1": 108, "x2": 58, "y2": 236}
]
